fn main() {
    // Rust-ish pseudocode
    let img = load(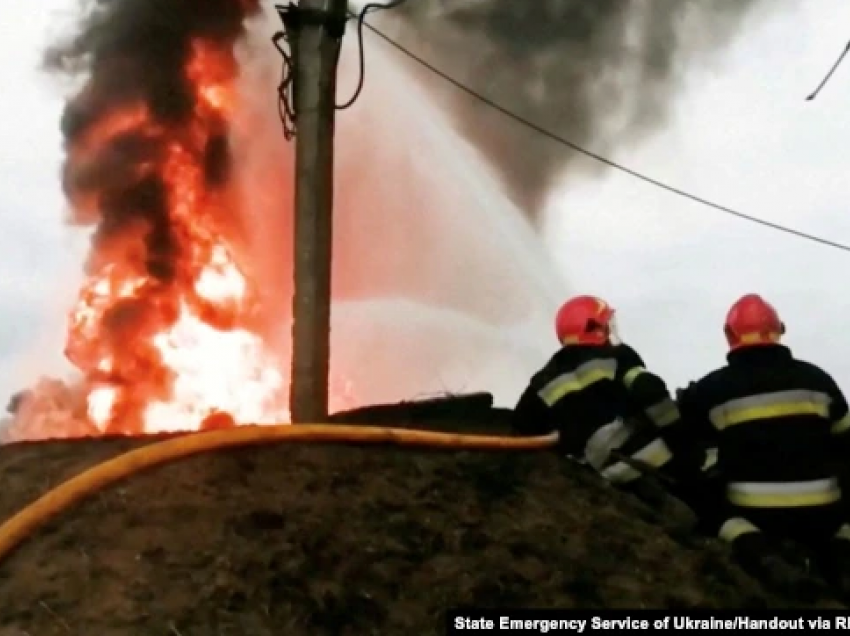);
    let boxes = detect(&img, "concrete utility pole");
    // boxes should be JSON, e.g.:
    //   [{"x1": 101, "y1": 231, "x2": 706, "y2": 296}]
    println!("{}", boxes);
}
[{"x1": 290, "y1": 0, "x2": 348, "y2": 422}]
